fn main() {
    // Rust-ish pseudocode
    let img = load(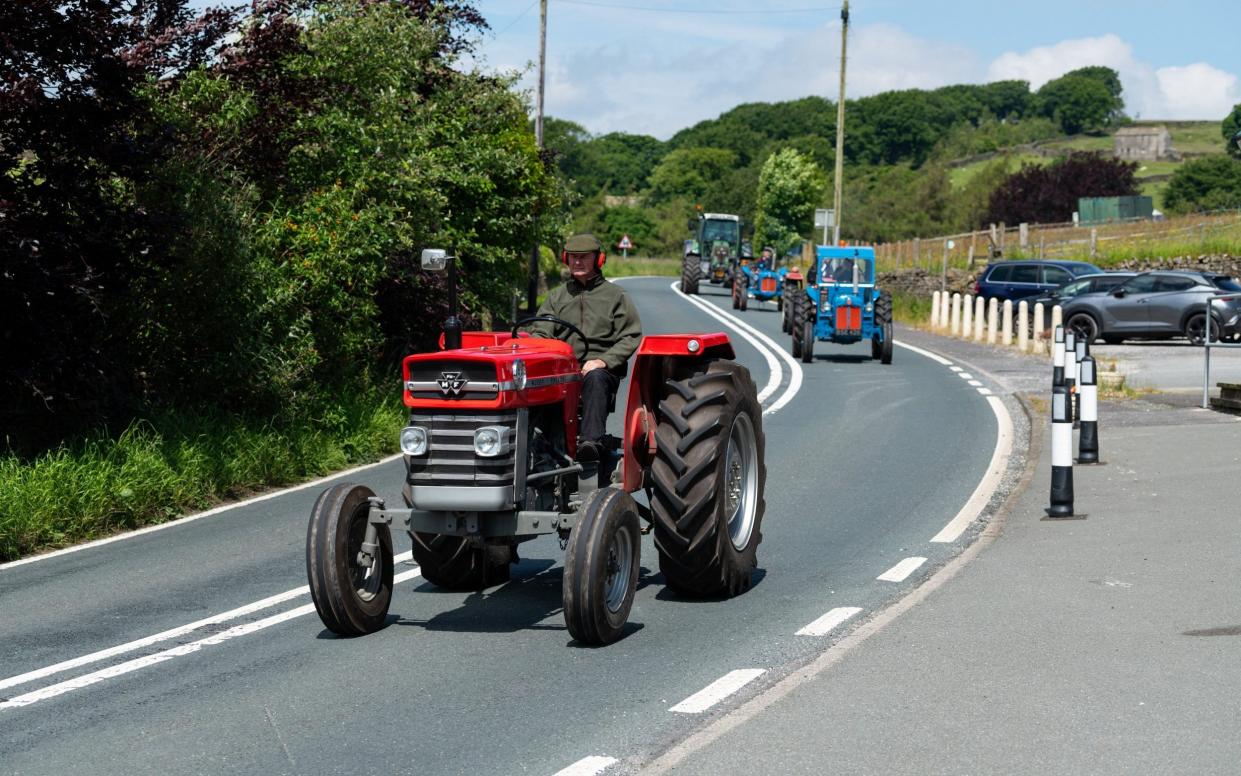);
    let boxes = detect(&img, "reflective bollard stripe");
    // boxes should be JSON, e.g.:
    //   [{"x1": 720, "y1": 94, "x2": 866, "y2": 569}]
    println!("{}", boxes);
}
[
  {"x1": 1078, "y1": 356, "x2": 1100, "y2": 464},
  {"x1": 1047, "y1": 383, "x2": 1075, "y2": 516}
]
